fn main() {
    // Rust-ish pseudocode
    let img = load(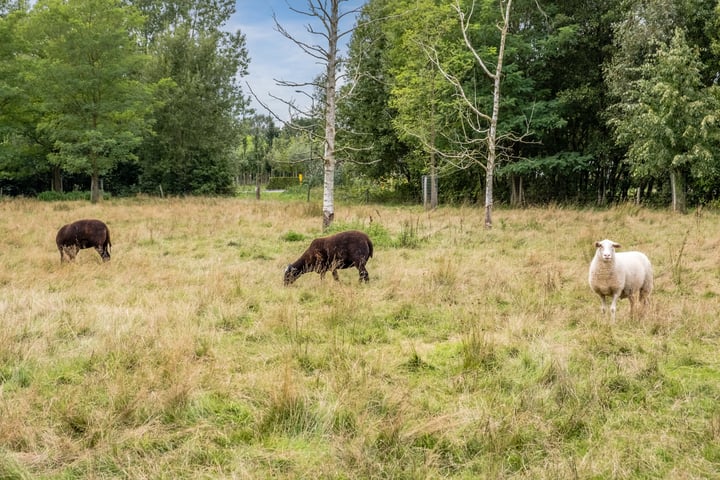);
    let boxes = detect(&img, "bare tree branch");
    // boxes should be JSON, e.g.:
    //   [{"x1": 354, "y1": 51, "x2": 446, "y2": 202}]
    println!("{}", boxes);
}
[
  {"x1": 407, "y1": 0, "x2": 518, "y2": 227},
  {"x1": 267, "y1": 0, "x2": 360, "y2": 229}
]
